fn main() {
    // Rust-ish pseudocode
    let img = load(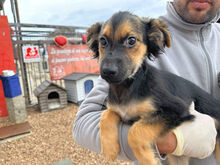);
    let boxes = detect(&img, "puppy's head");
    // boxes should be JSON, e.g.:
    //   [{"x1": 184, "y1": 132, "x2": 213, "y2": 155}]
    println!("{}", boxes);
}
[{"x1": 87, "y1": 11, "x2": 171, "y2": 84}]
